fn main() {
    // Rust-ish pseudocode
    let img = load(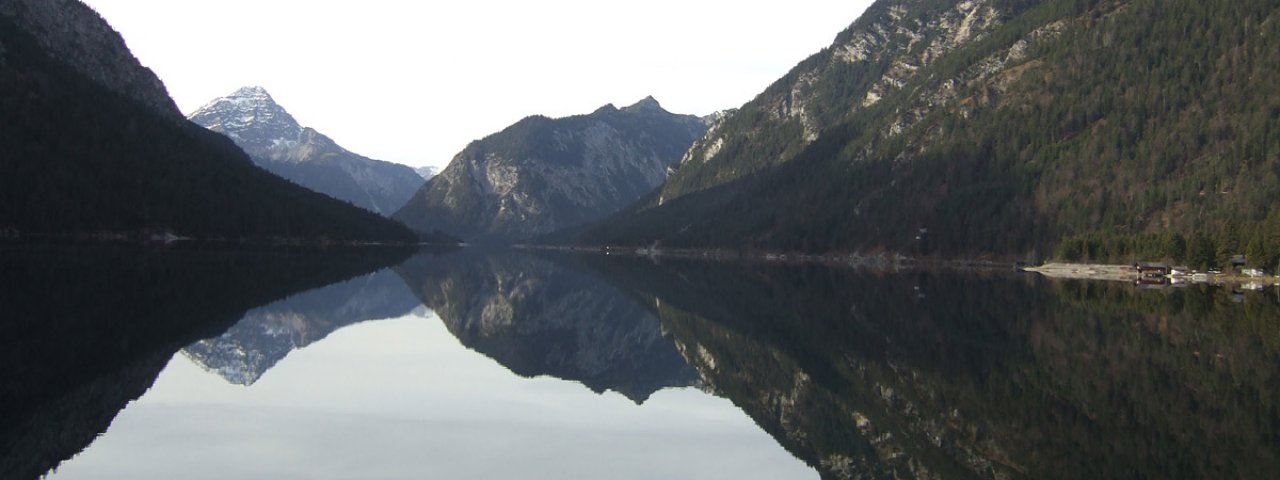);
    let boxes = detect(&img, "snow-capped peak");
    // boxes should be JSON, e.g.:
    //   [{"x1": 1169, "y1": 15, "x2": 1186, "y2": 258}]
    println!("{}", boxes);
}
[
  {"x1": 234, "y1": 85, "x2": 271, "y2": 97},
  {"x1": 188, "y1": 86, "x2": 303, "y2": 152}
]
